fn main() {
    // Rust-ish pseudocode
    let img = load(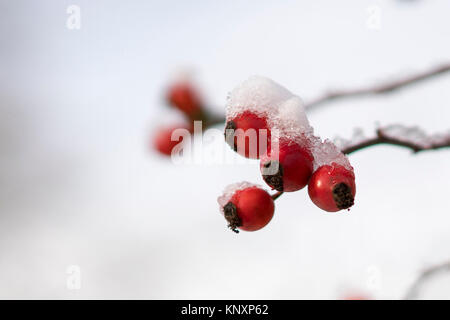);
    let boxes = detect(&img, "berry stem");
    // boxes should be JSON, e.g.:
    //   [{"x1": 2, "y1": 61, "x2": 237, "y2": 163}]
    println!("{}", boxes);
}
[{"x1": 271, "y1": 191, "x2": 284, "y2": 201}]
